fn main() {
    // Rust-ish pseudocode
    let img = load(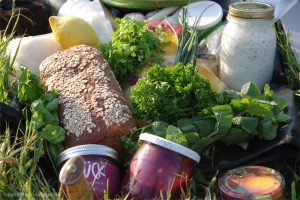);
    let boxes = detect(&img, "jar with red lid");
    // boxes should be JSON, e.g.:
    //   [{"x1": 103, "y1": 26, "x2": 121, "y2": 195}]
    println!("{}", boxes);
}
[
  {"x1": 121, "y1": 133, "x2": 201, "y2": 199},
  {"x1": 57, "y1": 144, "x2": 120, "y2": 199}
]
